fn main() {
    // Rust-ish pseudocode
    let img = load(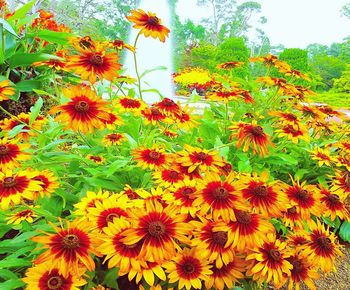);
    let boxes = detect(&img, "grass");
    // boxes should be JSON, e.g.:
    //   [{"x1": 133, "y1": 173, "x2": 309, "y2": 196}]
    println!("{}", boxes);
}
[{"x1": 310, "y1": 92, "x2": 350, "y2": 109}]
